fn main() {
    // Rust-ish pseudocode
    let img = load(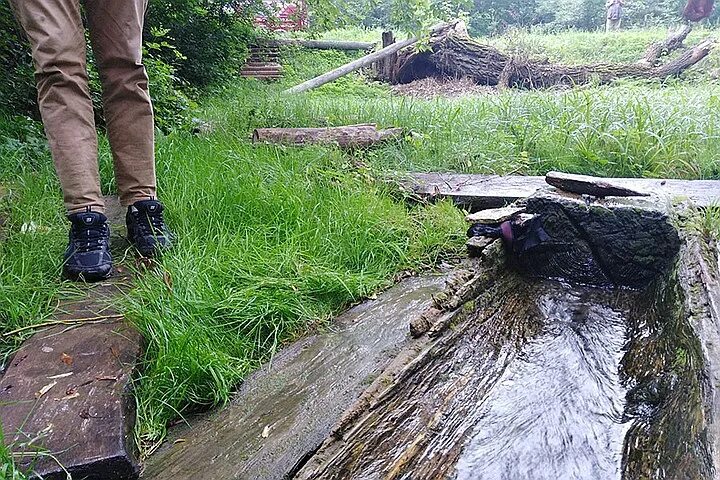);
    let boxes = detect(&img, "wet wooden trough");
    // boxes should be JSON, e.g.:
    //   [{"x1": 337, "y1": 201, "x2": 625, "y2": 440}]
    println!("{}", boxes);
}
[{"x1": 143, "y1": 185, "x2": 720, "y2": 479}]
